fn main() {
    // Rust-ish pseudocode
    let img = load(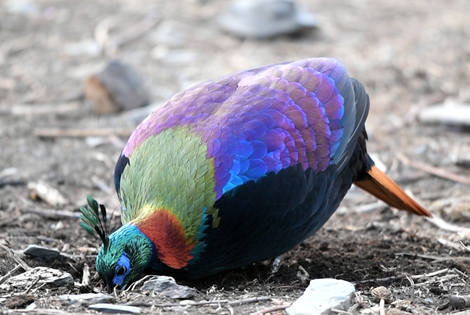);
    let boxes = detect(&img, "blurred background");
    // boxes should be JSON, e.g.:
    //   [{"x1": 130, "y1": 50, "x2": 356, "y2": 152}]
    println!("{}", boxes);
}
[{"x1": 1, "y1": 0, "x2": 470, "y2": 313}]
